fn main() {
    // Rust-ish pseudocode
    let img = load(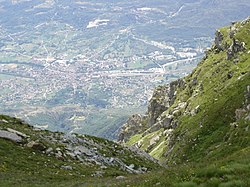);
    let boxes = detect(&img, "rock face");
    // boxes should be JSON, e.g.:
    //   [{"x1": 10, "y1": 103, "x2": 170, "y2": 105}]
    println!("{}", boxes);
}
[
  {"x1": 118, "y1": 114, "x2": 146, "y2": 142},
  {"x1": 118, "y1": 79, "x2": 185, "y2": 143},
  {"x1": 147, "y1": 83, "x2": 175, "y2": 126}
]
